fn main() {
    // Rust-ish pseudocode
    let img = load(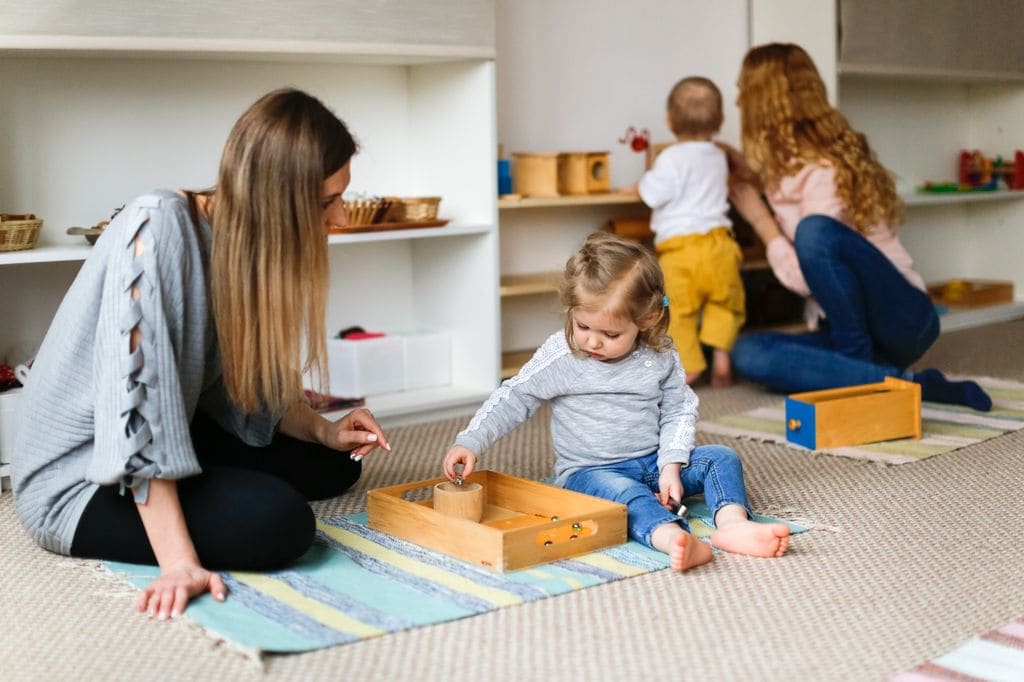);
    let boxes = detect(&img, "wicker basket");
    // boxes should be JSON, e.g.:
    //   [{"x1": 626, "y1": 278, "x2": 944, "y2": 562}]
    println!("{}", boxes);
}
[
  {"x1": 387, "y1": 196, "x2": 442, "y2": 222},
  {"x1": 0, "y1": 214, "x2": 43, "y2": 252},
  {"x1": 343, "y1": 198, "x2": 393, "y2": 226}
]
